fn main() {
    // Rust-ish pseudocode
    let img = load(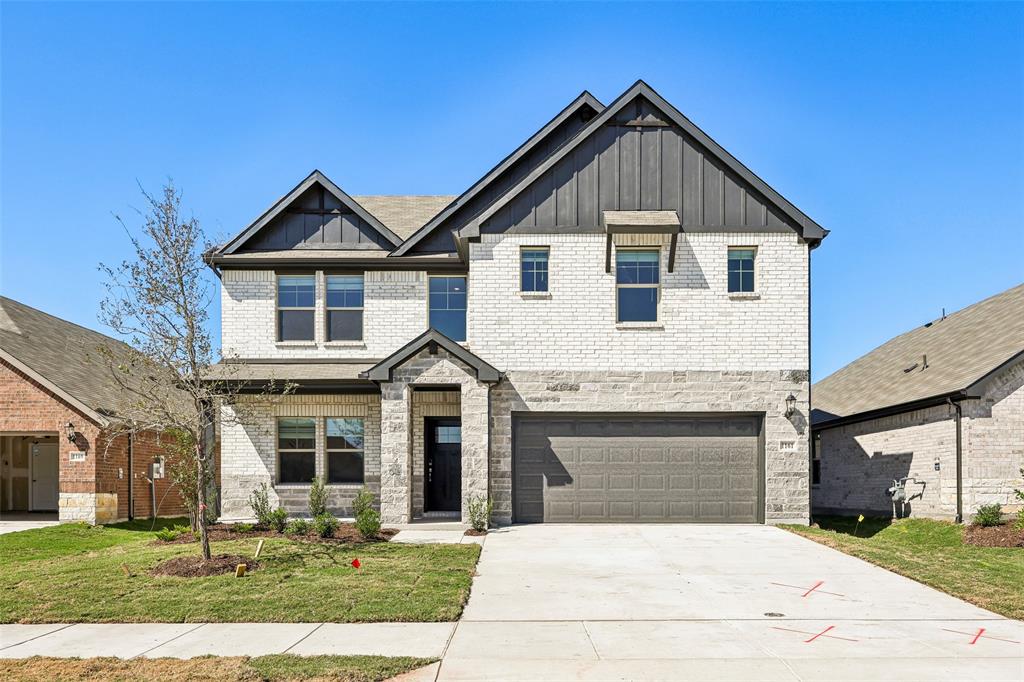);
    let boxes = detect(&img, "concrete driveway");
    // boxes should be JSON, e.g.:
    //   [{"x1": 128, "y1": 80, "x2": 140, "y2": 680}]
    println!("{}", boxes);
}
[
  {"x1": 439, "y1": 524, "x2": 1024, "y2": 681},
  {"x1": 0, "y1": 513, "x2": 58, "y2": 535}
]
